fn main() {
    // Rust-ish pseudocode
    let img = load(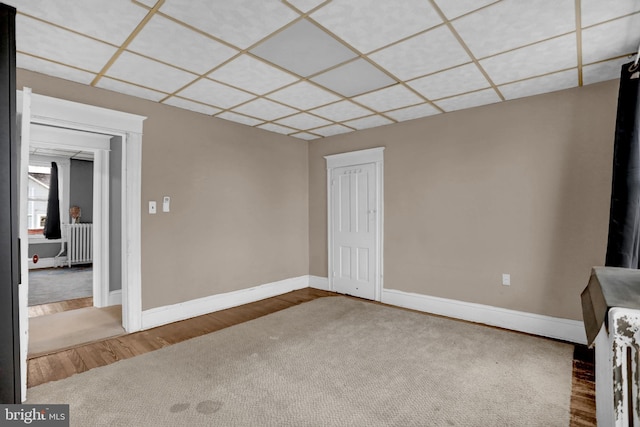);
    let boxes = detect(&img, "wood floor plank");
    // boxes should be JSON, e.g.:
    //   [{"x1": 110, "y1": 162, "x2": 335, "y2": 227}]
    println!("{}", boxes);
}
[{"x1": 26, "y1": 288, "x2": 595, "y2": 425}]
